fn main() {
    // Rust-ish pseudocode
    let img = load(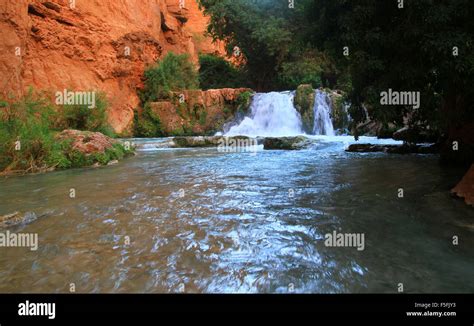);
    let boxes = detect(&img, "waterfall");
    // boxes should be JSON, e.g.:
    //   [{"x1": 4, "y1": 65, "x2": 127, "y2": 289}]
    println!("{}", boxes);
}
[
  {"x1": 224, "y1": 89, "x2": 350, "y2": 137},
  {"x1": 313, "y1": 90, "x2": 335, "y2": 136},
  {"x1": 225, "y1": 91, "x2": 303, "y2": 137}
]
